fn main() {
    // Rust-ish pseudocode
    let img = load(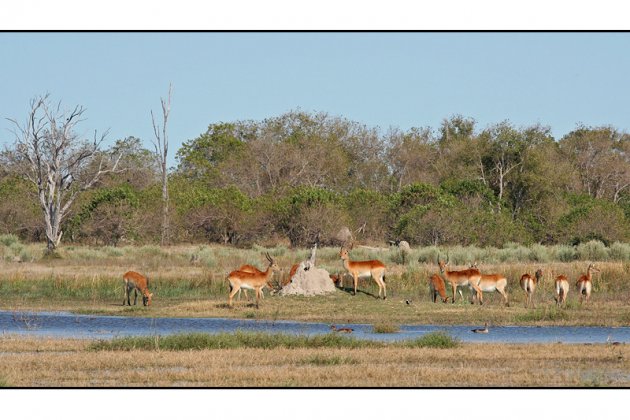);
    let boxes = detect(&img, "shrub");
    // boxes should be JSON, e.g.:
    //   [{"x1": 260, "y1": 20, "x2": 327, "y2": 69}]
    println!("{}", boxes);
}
[
  {"x1": 529, "y1": 244, "x2": 551, "y2": 263},
  {"x1": 576, "y1": 240, "x2": 609, "y2": 261},
  {"x1": 554, "y1": 245, "x2": 577, "y2": 262},
  {"x1": 609, "y1": 242, "x2": 630, "y2": 261},
  {"x1": 0, "y1": 234, "x2": 20, "y2": 247}
]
